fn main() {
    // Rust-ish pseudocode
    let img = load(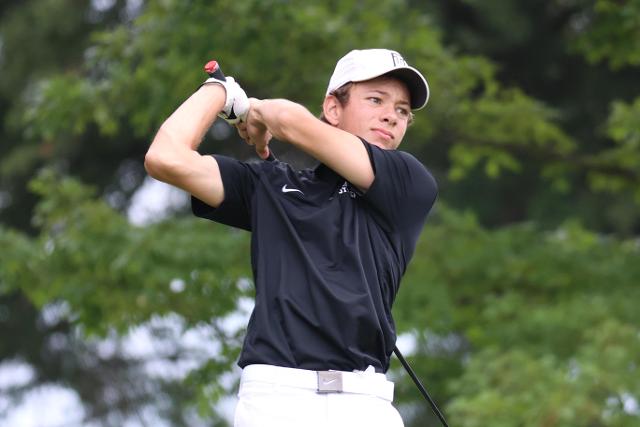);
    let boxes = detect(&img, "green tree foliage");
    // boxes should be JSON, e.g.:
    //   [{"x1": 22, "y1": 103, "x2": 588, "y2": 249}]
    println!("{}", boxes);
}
[
  {"x1": 0, "y1": 0, "x2": 140, "y2": 231},
  {"x1": 571, "y1": 0, "x2": 640, "y2": 69},
  {"x1": 423, "y1": 0, "x2": 640, "y2": 231},
  {"x1": 1, "y1": 0, "x2": 639, "y2": 425},
  {"x1": 1, "y1": 169, "x2": 251, "y2": 425},
  {"x1": 395, "y1": 206, "x2": 640, "y2": 425}
]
